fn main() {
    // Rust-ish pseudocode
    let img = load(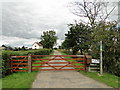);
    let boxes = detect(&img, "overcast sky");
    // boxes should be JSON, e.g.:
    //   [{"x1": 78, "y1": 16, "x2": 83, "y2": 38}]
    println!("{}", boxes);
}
[{"x1": 0, "y1": 0, "x2": 119, "y2": 48}]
